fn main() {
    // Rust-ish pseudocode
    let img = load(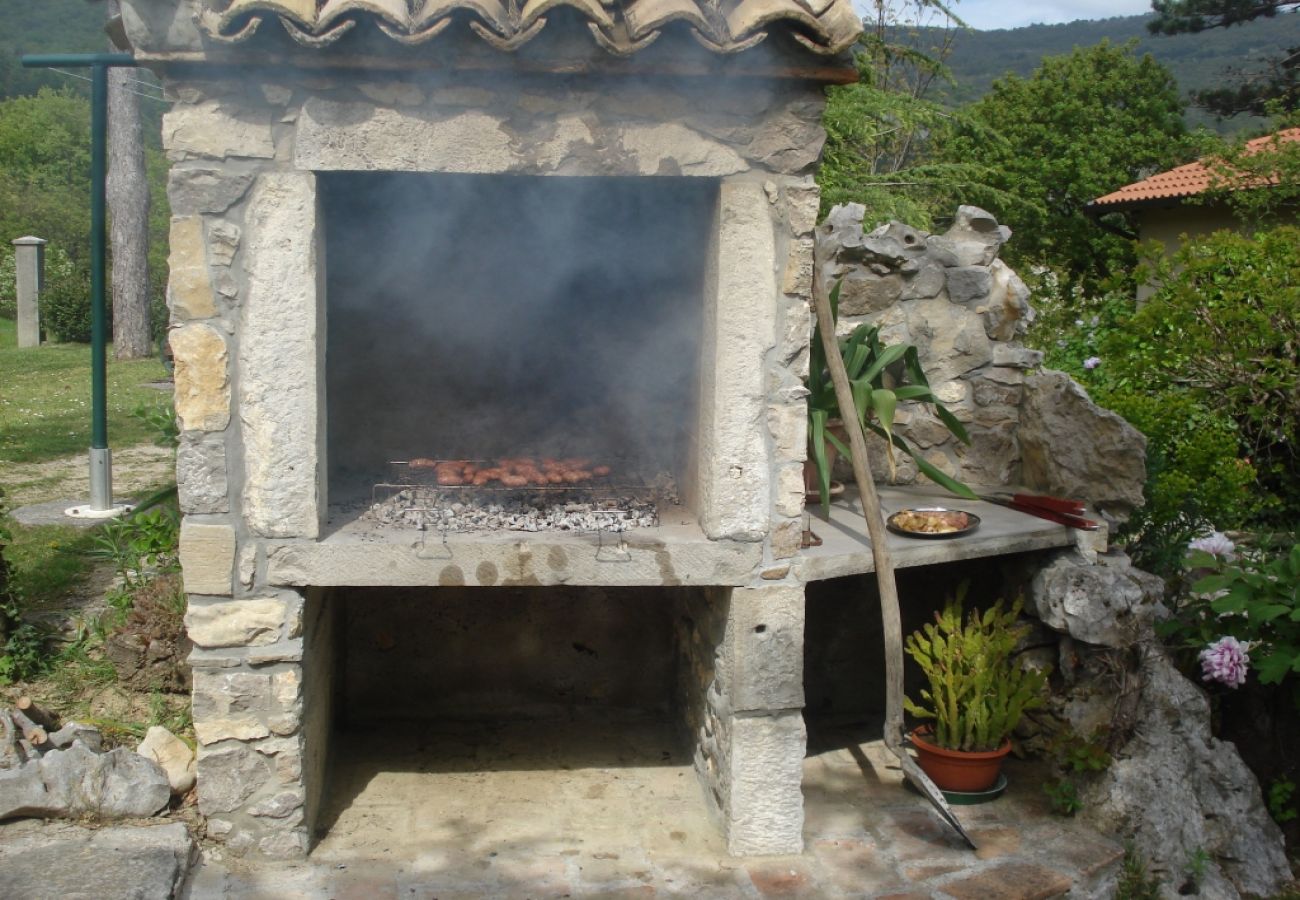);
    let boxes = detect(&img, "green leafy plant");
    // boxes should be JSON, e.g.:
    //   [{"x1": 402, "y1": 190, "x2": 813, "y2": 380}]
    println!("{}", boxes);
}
[
  {"x1": 1268, "y1": 778, "x2": 1298, "y2": 825},
  {"x1": 807, "y1": 280, "x2": 976, "y2": 511},
  {"x1": 1183, "y1": 848, "x2": 1211, "y2": 895},
  {"x1": 131, "y1": 400, "x2": 179, "y2": 449},
  {"x1": 903, "y1": 587, "x2": 1049, "y2": 751},
  {"x1": 89, "y1": 504, "x2": 180, "y2": 602},
  {"x1": 1116, "y1": 844, "x2": 1163, "y2": 900},
  {"x1": 1161, "y1": 540, "x2": 1300, "y2": 692},
  {"x1": 1043, "y1": 778, "x2": 1083, "y2": 816}
]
